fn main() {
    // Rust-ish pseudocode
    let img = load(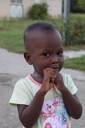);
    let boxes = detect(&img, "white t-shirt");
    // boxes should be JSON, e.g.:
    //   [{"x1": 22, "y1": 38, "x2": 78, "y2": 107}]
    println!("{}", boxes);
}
[{"x1": 10, "y1": 73, "x2": 78, "y2": 128}]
